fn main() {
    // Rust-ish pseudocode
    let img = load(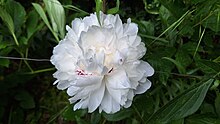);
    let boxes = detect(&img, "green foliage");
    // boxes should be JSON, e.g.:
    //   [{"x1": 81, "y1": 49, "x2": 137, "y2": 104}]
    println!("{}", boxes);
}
[
  {"x1": 0, "y1": 6, "x2": 18, "y2": 45},
  {"x1": 0, "y1": 0, "x2": 220, "y2": 123},
  {"x1": 62, "y1": 105, "x2": 86, "y2": 121},
  {"x1": 15, "y1": 90, "x2": 35, "y2": 109},
  {"x1": 146, "y1": 79, "x2": 213, "y2": 123},
  {"x1": 102, "y1": 108, "x2": 133, "y2": 121},
  {"x1": 32, "y1": 3, "x2": 60, "y2": 42},
  {"x1": 107, "y1": 0, "x2": 120, "y2": 14},
  {"x1": 43, "y1": 0, "x2": 65, "y2": 39}
]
